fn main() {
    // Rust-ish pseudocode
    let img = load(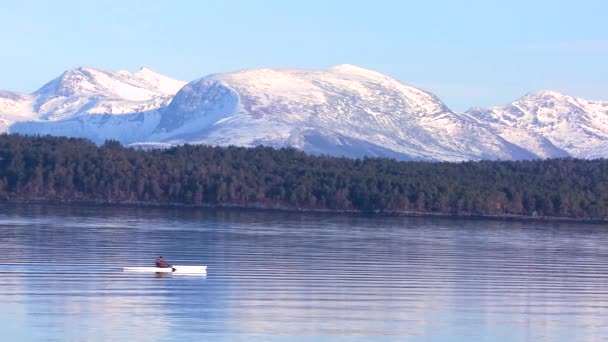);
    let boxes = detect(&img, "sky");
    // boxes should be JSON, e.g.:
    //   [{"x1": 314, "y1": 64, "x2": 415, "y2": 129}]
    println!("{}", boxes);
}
[{"x1": 0, "y1": 0, "x2": 606, "y2": 111}]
